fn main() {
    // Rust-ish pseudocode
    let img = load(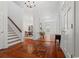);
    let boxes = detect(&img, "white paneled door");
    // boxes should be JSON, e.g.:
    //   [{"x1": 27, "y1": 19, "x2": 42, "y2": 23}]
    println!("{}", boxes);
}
[
  {"x1": 0, "y1": 2, "x2": 8, "y2": 49},
  {"x1": 61, "y1": 2, "x2": 74, "y2": 57},
  {"x1": 67, "y1": 6, "x2": 74, "y2": 57},
  {"x1": 0, "y1": 11, "x2": 4, "y2": 49}
]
